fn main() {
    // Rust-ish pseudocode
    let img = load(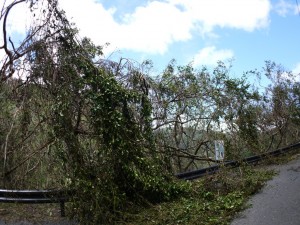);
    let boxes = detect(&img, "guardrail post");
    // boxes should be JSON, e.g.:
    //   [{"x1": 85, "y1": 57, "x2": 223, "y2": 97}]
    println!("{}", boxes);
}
[{"x1": 60, "y1": 200, "x2": 65, "y2": 217}]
